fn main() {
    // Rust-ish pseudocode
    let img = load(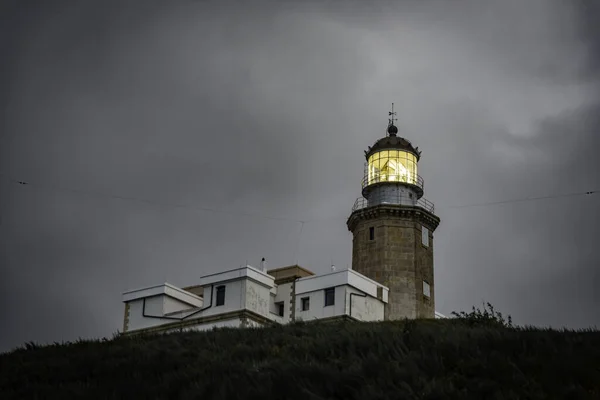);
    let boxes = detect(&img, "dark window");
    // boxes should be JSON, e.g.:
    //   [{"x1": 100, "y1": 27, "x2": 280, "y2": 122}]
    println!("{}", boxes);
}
[
  {"x1": 369, "y1": 227, "x2": 375, "y2": 240},
  {"x1": 216, "y1": 286, "x2": 225, "y2": 306},
  {"x1": 276, "y1": 302, "x2": 284, "y2": 317},
  {"x1": 324, "y1": 287, "x2": 335, "y2": 307},
  {"x1": 301, "y1": 297, "x2": 310, "y2": 311}
]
